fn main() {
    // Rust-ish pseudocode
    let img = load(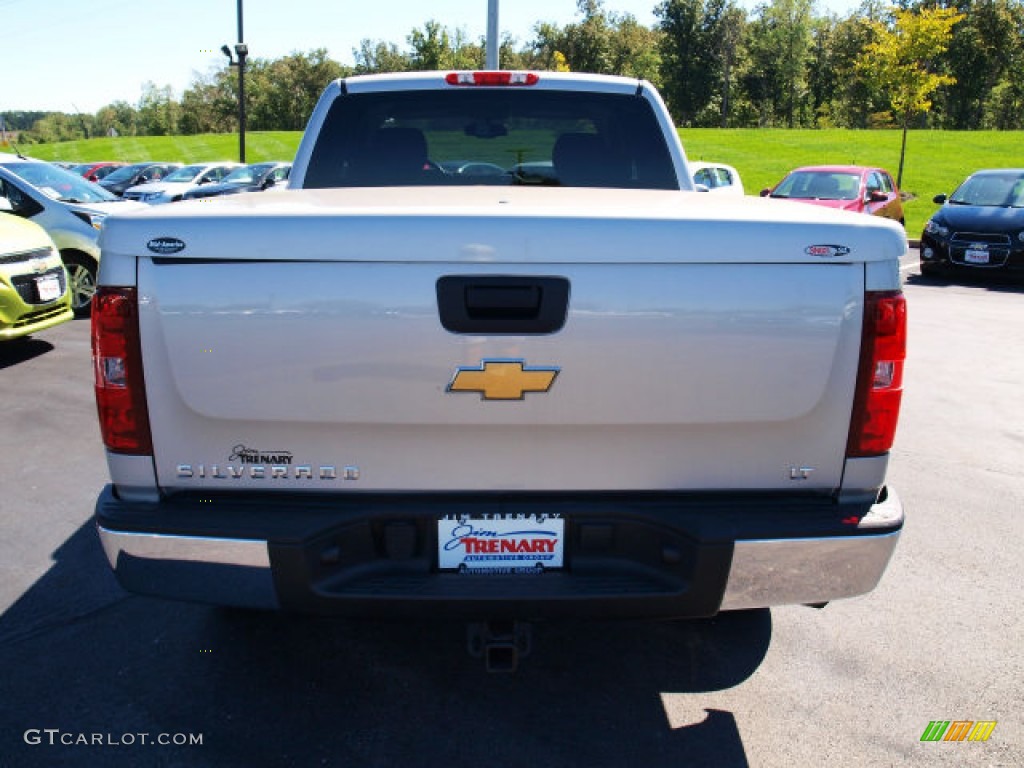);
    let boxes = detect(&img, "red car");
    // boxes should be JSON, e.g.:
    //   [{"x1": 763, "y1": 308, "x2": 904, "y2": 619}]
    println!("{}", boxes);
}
[
  {"x1": 760, "y1": 165, "x2": 904, "y2": 226},
  {"x1": 72, "y1": 161, "x2": 125, "y2": 183}
]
